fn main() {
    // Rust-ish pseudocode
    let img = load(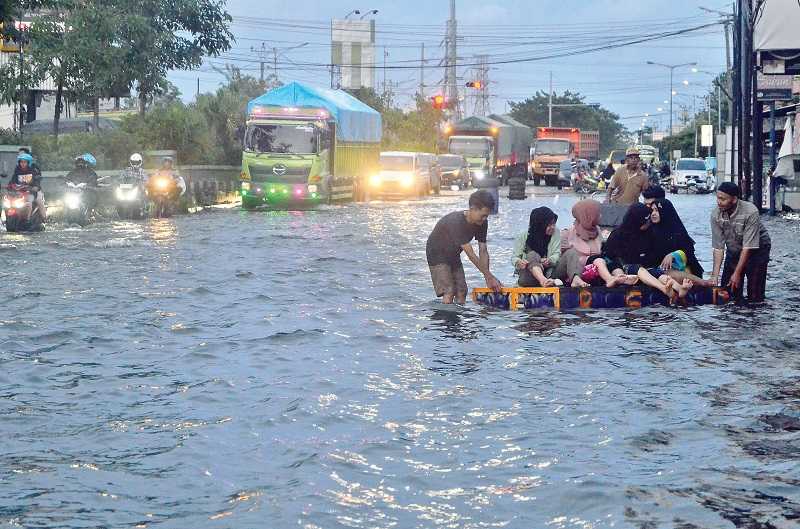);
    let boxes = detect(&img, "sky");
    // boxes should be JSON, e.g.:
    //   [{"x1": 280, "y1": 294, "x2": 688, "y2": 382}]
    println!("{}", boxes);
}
[{"x1": 168, "y1": 0, "x2": 730, "y2": 133}]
